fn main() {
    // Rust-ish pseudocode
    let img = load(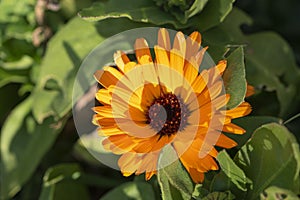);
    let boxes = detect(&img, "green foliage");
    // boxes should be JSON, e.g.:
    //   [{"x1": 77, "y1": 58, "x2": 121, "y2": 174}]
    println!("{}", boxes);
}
[
  {"x1": 100, "y1": 182, "x2": 155, "y2": 200},
  {"x1": 234, "y1": 123, "x2": 300, "y2": 199},
  {"x1": 0, "y1": 97, "x2": 67, "y2": 199},
  {"x1": 223, "y1": 47, "x2": 247, "y2": 109},
  {"x1": 39, "y1": 164, "x2": 90, "y2": 200},
  {"x1": 79, "y1": 0, "x2": 236, "y2": 31},
  {"x1": 31, "y1": 17, "x2": 105, "y2": 123},
  {"x1": 203, "y1": 8, "x2": 300, "y2": 118},
  {"x1": 260, "y1": 186, "x2": 299, "y2": 200},
  {"x1": 216, "y1": 150, "x2": 250, "y2": 191},
  {"x1": 158, "y1": 145, "x2": 194, "y2": 200},
  {"x1": 1, "y1": 0, "x2": 300, "y2": 199}
]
